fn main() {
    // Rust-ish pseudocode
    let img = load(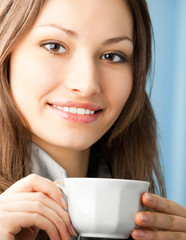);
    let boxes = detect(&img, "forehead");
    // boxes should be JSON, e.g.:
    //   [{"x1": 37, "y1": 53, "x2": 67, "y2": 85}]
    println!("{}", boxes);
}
[{"x1": 34, "y1": 0, "x2": 133, "y2": 40}]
